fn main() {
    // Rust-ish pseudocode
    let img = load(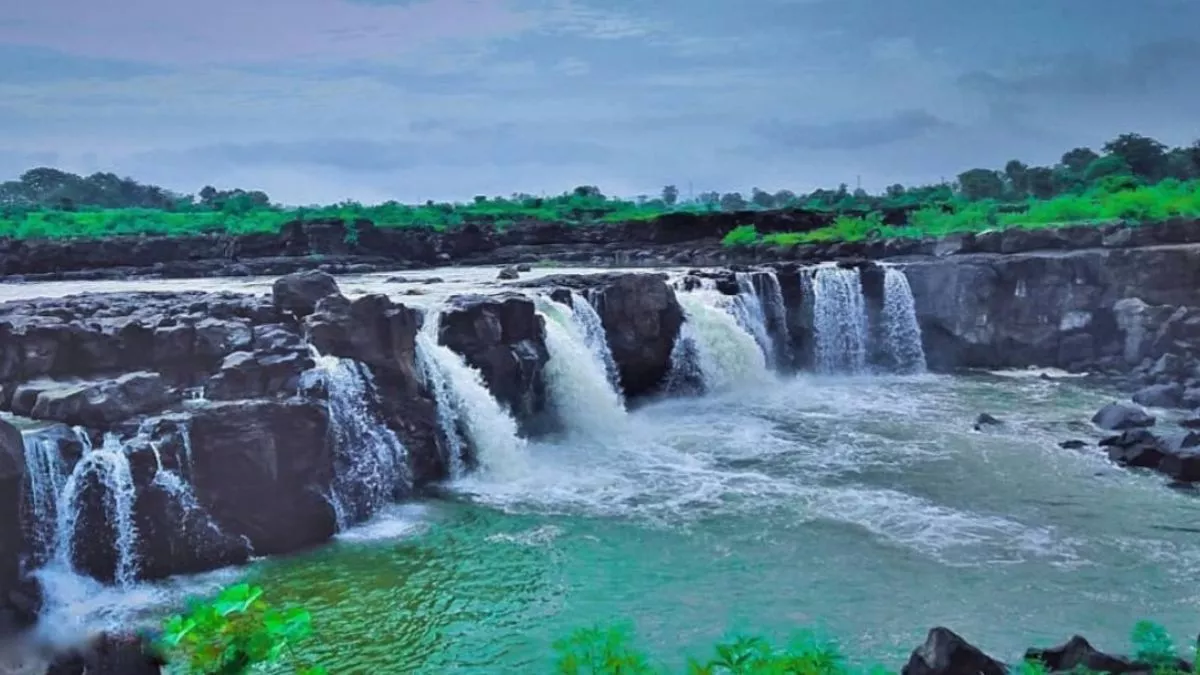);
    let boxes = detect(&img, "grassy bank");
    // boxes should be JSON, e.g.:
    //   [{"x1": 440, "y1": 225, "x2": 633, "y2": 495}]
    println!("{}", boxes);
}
[{"x1": 721, "y1": 179, "x2": 1200, "y2": 248}]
